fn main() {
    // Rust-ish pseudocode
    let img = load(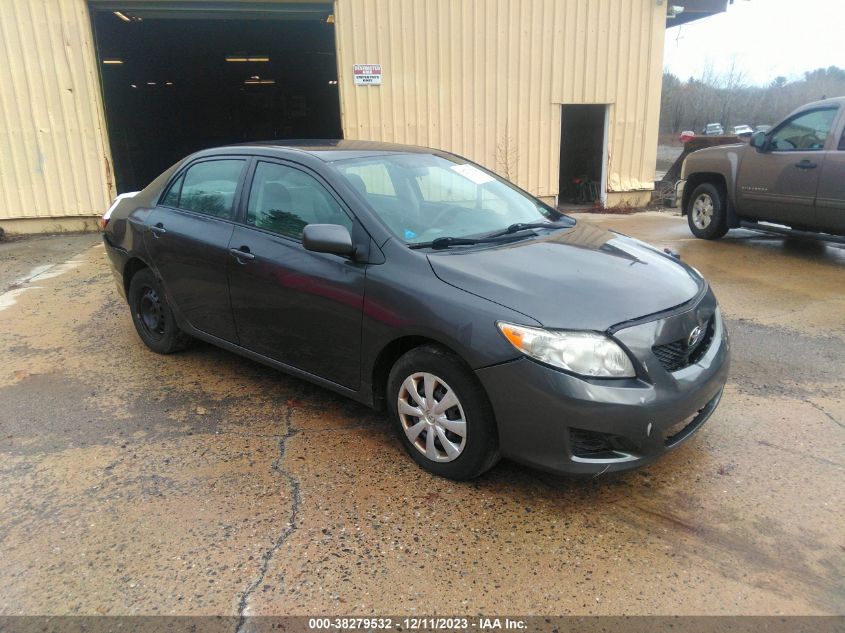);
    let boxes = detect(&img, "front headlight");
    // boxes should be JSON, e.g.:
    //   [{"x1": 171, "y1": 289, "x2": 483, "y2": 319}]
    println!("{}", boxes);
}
[{"x1": 497, "y1": 322, "x2": 636, "y2": 378}]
